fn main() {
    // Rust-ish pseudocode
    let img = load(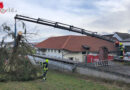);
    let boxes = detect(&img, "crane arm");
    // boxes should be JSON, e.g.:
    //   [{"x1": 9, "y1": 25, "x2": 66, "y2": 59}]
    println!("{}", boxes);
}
[{"x1": 14, "y1": 14, "x2": 114, "y2": 42}]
